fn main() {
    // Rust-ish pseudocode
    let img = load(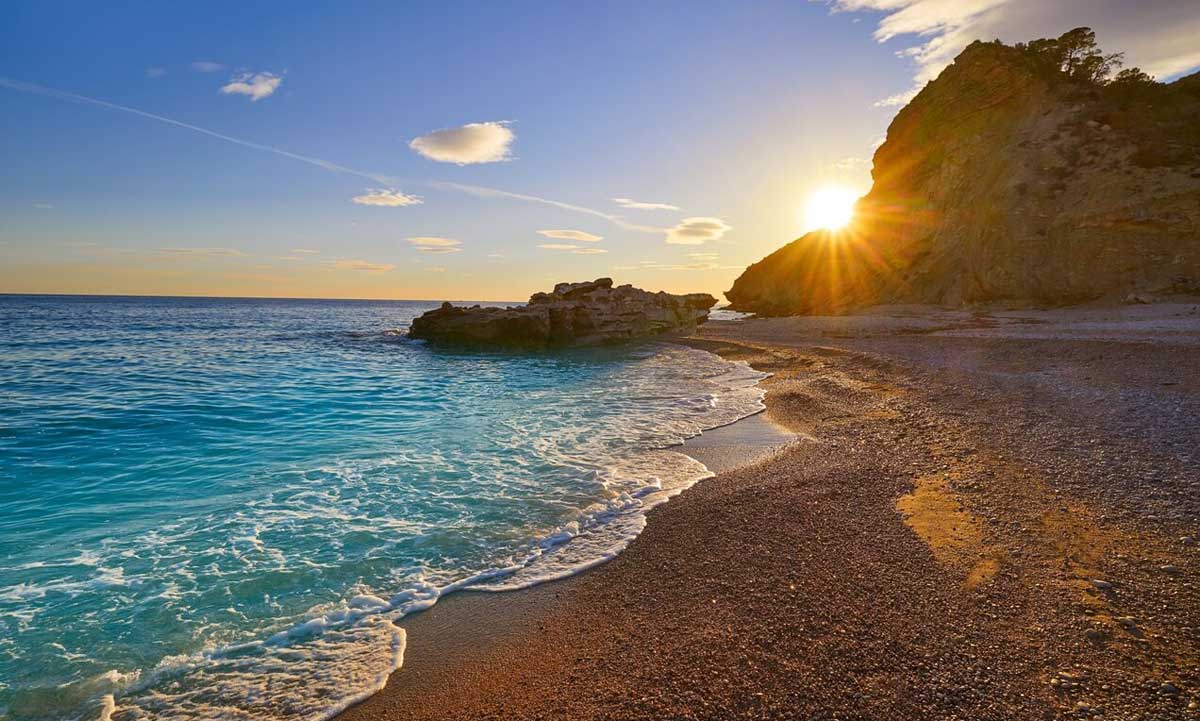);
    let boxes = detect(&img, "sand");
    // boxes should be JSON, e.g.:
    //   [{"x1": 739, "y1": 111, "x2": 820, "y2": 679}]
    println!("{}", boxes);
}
[{"x1": 339, "y1": 302, "x2": 1200, "y2": 720}]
